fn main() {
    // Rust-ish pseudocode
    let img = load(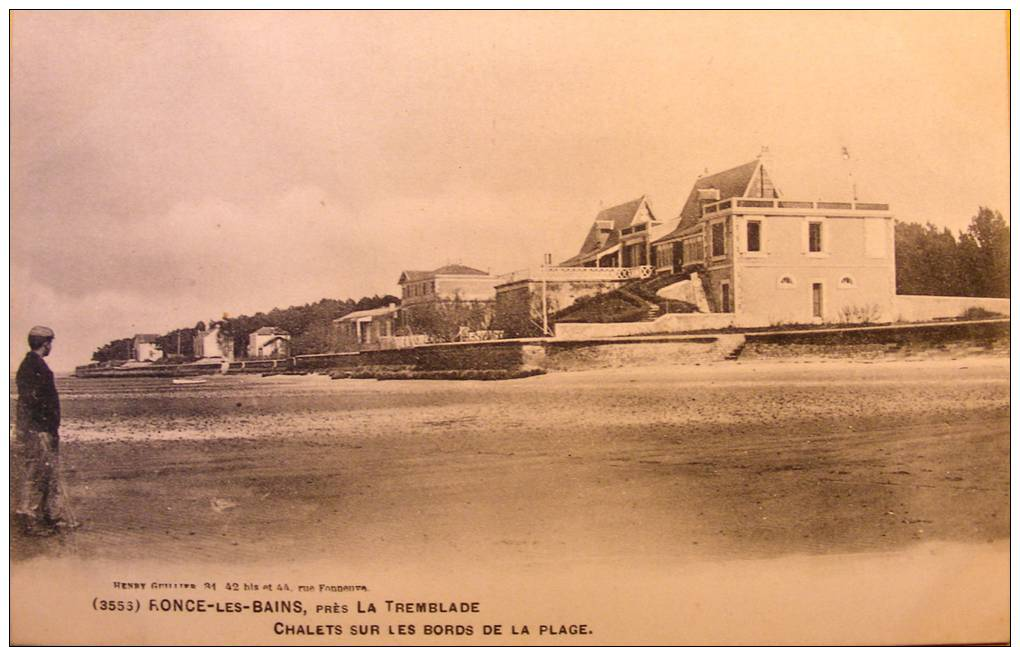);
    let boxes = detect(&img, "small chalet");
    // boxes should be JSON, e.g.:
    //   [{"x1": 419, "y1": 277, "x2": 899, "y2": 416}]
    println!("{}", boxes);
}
[
  {"x1": 334, "y1": 304, "x2": 401, "y2": 351},
  {"x1": 248, "y1": 327, "x2": 291, "y2": 358}
]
